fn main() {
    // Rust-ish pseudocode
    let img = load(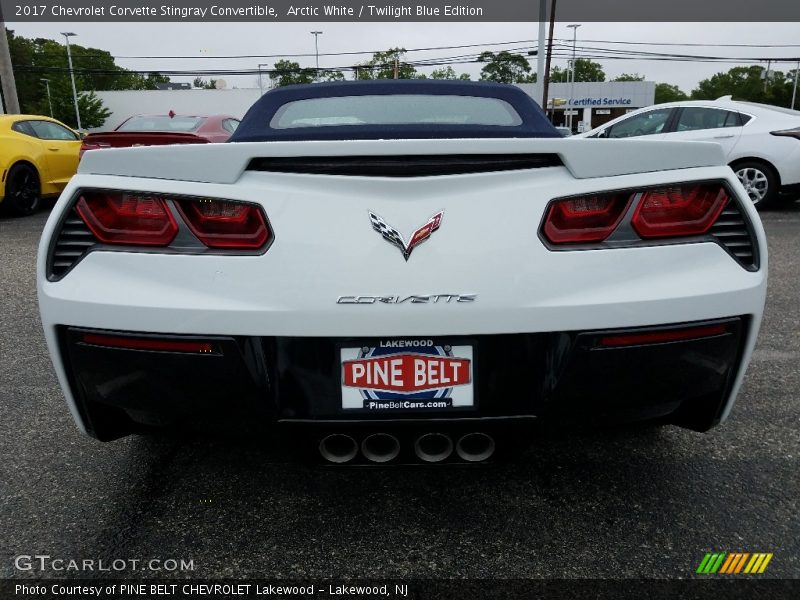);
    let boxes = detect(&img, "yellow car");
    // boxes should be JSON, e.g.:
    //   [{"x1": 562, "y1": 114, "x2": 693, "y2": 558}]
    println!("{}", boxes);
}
[{"x1": 0, "y1": 115, "x2": 81, "y2": 216}]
